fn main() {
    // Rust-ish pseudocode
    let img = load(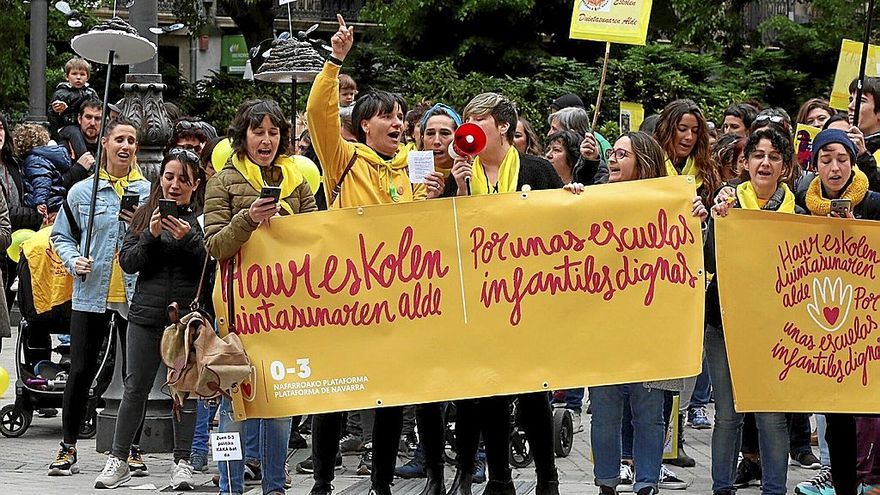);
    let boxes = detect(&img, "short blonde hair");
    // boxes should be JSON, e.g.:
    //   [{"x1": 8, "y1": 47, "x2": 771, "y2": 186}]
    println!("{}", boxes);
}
[
  {"x1": 462, "y1": 93, "x2": 517, "y2": 143},
  {"x1": 338, "y1": 74, "x2": 357, "y2": 91},
  {"x1": 12, "y1": 123, "x2": 50, "y2": 156},
  {"x1": 65, "y1": 57, "x2": 91, "y2": 77}
]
